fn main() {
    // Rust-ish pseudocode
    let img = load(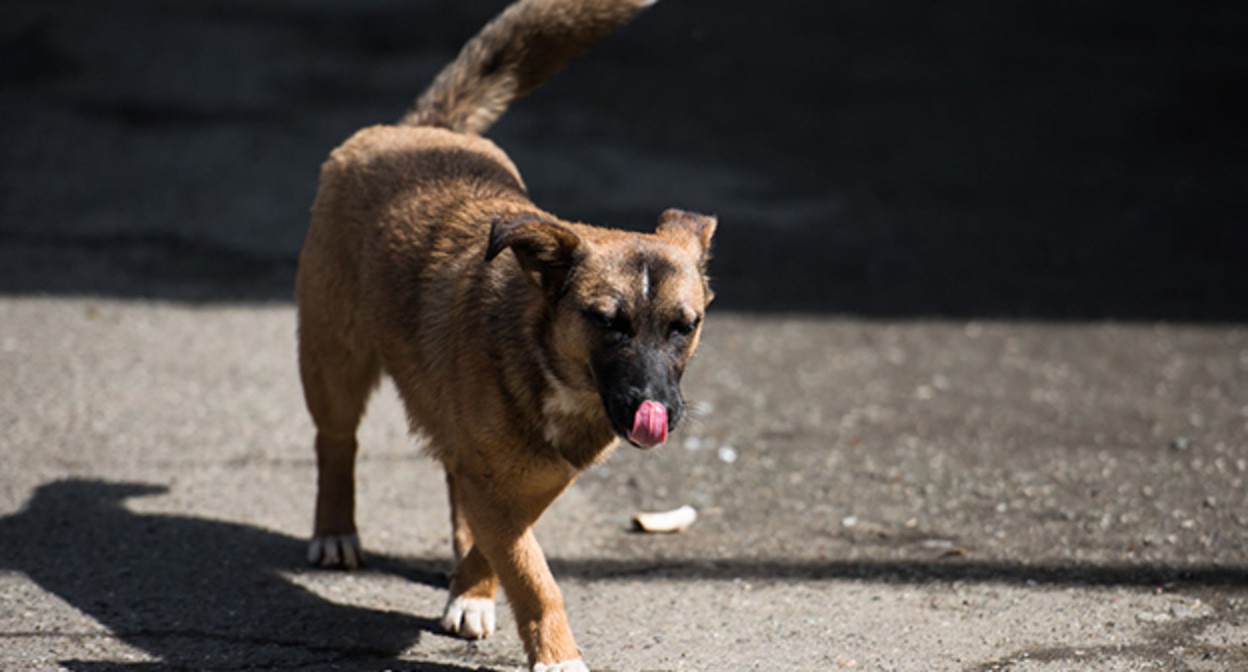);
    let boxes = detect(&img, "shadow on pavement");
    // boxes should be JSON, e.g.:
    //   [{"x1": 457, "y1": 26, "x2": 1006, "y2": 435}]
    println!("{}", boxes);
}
[
  {"x1": 3, "y1": 479, "x2": 1246, "y2": 670},
  {"x1": 0, "y1": 480, "x2": 480, "y2": 672},
  {"x1": 544, "y1": 556, "x2": 1248, "y2": 590},
  {"x1": 2, "y1": 0, "x2": 1246, "y2": 320}
]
